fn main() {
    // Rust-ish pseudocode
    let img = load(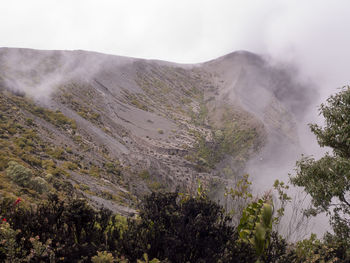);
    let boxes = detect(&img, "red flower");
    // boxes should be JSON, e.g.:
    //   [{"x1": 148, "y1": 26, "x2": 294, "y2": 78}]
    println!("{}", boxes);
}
[
  {"x1": 14, "y1": 197, "x2": 22, "y2": 206},
  {"x1": 2, "y1": 218, "x2": 6, "y2": 222}
]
